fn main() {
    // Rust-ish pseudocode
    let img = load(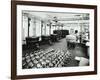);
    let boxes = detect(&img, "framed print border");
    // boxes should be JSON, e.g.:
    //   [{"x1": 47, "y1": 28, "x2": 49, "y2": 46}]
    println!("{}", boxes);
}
[{"x1": 11, "y1": 1, "x2": 97, "y2": 80}]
